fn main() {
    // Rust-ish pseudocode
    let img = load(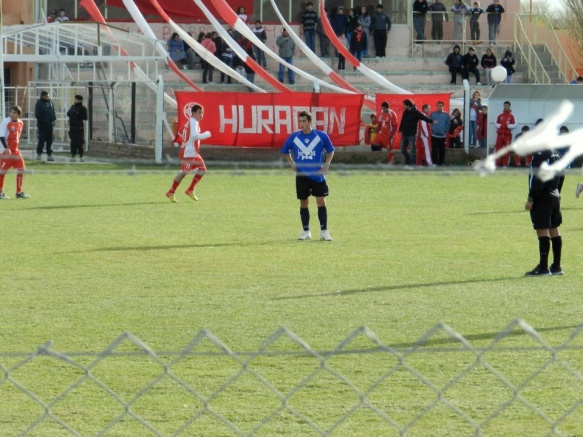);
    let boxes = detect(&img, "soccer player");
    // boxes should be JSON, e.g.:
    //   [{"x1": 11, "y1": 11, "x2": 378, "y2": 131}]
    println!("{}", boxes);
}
[
  {"x1": 166, "y1": 104, "x2": 211, "y2": 203},
  {"x1": 282, "y1": 110, "x2": 335, "y2": 241},
  {"x1": 0, "y1": 106, "x2": 30, "y2": 199},
  {"x1": 370, "y1": 101, "x2": 398, "y2": 163},
  {"x1": 524, "y1": 146, "x2": 564, "y2": 276}
]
